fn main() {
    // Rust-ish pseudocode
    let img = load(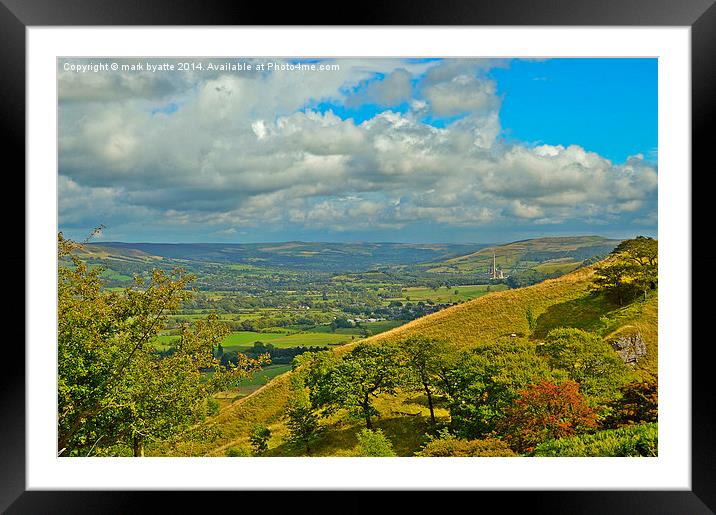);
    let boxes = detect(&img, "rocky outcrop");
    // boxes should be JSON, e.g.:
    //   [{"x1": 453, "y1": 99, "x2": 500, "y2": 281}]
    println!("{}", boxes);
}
[{"x1": 607, "y1": 328, "x2": 647, "y2": 365}]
